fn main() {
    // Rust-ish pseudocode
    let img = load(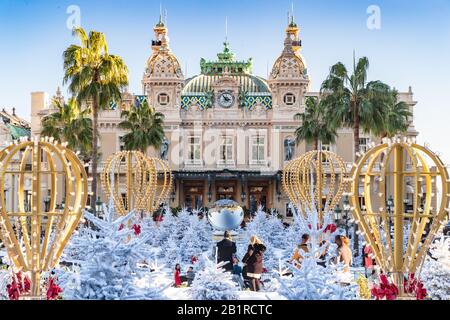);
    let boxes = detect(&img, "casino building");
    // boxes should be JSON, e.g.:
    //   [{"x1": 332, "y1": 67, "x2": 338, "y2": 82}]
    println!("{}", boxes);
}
[{"x1": 30, "y1": 15, "x2": 418, "y2": 217}]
